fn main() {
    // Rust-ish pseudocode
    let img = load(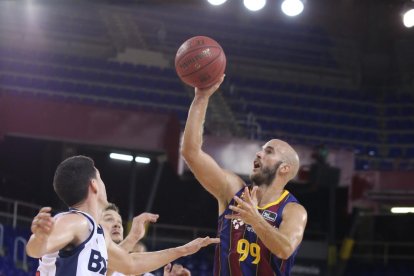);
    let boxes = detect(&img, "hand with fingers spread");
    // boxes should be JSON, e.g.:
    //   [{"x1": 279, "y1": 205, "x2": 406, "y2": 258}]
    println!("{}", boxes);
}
[
  {"x1": 225, "y1": 186, "x2": 262, "y2": 227},
  {"x1": 31, "y1": 207, "x2": 54, "y2": 240},
  {"x1": 179, "y1": 236, "x2": 220, "y2": 256},
  {"x1": 129, "y1": 212, "x2": 159, "y2": 241},
  {"x1": 195, "y1": 74, "x2": 225, "y2": 98},
  {"x1": 164, "y1": 263, "x2": 191, "y2": 276}
]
